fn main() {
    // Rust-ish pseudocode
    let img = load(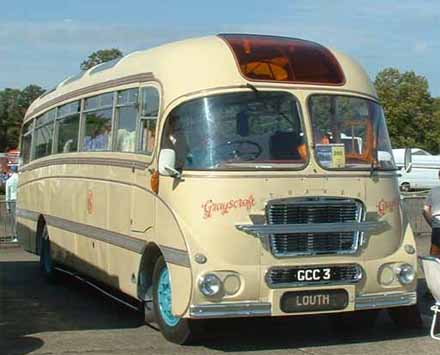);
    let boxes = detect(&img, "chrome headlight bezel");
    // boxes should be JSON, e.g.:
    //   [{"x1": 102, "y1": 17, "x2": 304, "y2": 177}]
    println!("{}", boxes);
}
[
  {"x1": 198, "y1": 273, "x2": 223, "y2": 297},
  {"x1": 397, "y1": 263, "x2": 416, "y2": 285}
]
